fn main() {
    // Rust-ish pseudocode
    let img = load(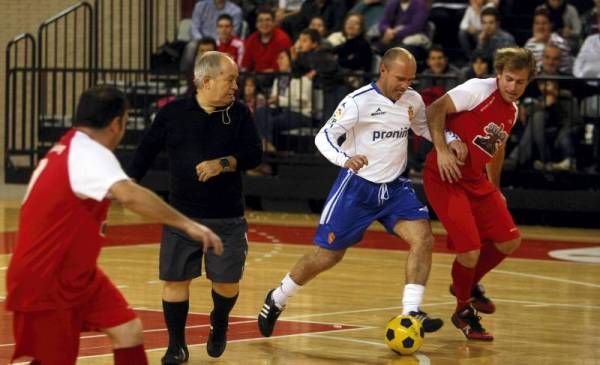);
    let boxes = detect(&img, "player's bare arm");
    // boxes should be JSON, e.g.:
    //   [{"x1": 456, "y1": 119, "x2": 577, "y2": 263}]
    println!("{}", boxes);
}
[
  {"x1": 109, "y1": 179, "x2": 224, "y2": 254},
  {"x1": 196, "y1": 156, "x2": 238, "y2": 182},
  {"x1": 426, "y1": 94, "x2": 462, "y2": 183},
  {"x1": 344, "y1": 154, "x2": 369, "y2": 173}
]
